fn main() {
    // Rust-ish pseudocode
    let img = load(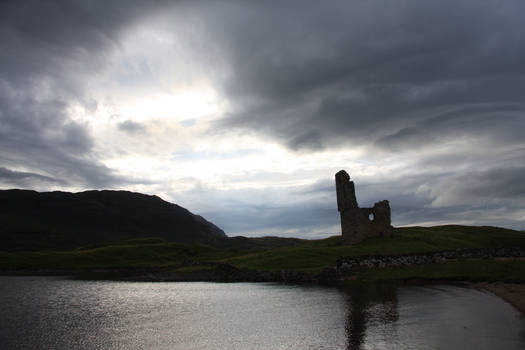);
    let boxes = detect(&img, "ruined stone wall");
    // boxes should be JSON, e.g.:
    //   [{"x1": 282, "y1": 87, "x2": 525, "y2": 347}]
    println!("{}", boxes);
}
[
  {"x1": 335, "y1": 170, "x2": 359, "y2": 244},
  {"x1": 335, "y1": 170, "x2": 393, "y2": 244},
  {"x1": 336, "y1": 247, "x2": 525, "y2": 272}
]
